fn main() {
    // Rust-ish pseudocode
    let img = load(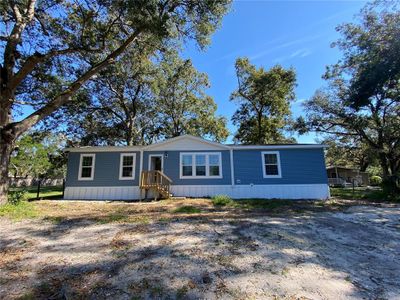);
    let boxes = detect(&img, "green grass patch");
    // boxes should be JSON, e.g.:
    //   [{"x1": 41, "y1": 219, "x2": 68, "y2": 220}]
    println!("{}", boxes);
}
[
  {"x1": 9, "y1": 185, "x2": 63, "y2": 200},
  {"x1": 330, "y1": 187, "x2": 387, "y2": 201},
  {"x1": 173, "y1": 205, "x2": 202, "y2": 214},
  {"x1": 211, "y1": 194, "x2": 233, "y2": 206},
  {"x1": 0, "y1": 201, "x2": 38, "y2": 220}
]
